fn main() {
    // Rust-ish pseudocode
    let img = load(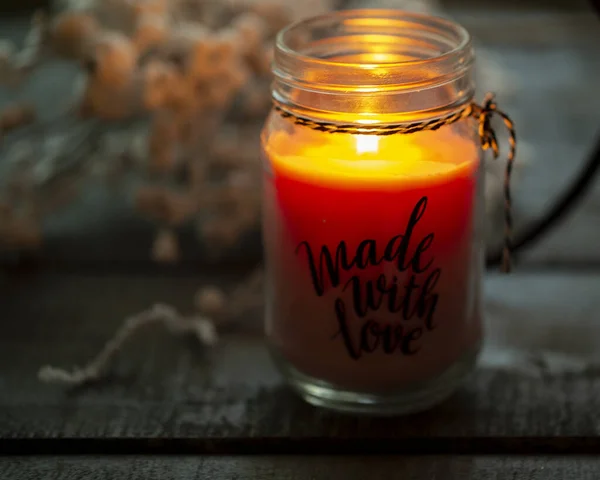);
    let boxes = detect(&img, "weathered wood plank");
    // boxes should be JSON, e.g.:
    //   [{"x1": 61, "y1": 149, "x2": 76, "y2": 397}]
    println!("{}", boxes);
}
[
  {"x1": 443, "y1": 0, "x2": 593, "y2": 10},
  {"x1": 2, "y1": 455, "x2": 600, "y2": 480},
  {"x1": 456, "y1": 12, "x2": 599, "y2": 47},
  {"x1": 2, "y1": 0, "x2": 50, "y2": 15},
  {"x1": 0, "y1": 271, "x2": 599, "y2": 451},
  {"x1": 350, "y1": 6, "x2": 600, "y2": 47}
]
